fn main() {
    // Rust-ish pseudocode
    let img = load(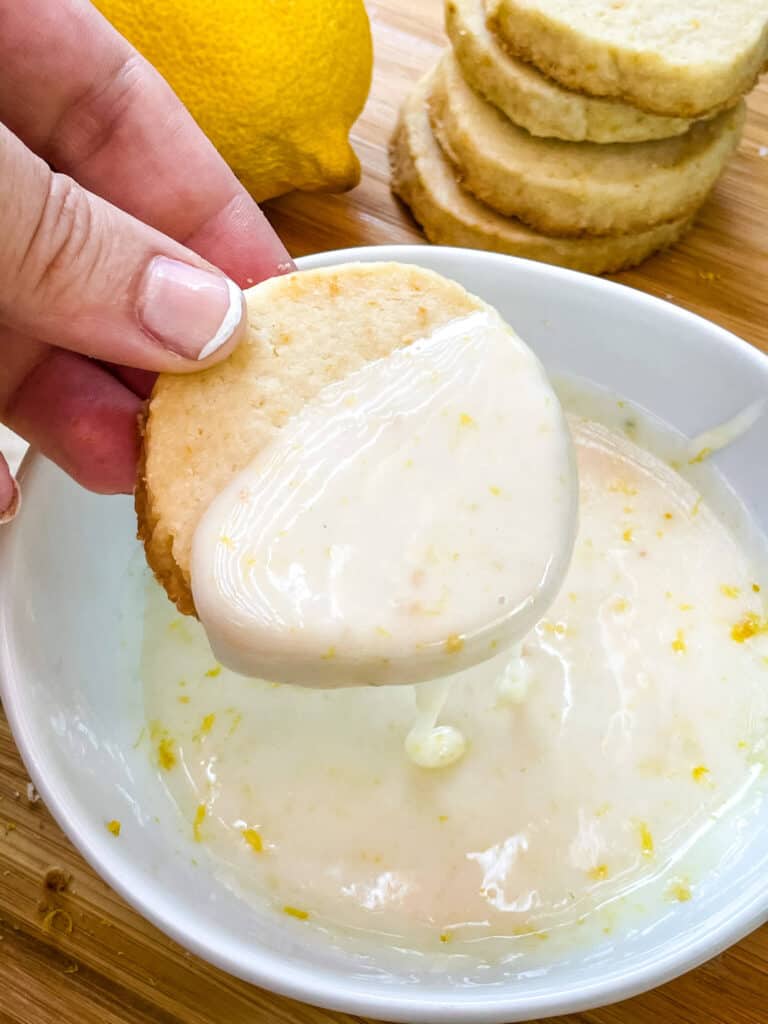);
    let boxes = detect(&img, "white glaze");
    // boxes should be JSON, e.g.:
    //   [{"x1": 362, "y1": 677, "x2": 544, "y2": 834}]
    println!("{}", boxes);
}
[
  {"x1": 687, "y1": 398, "x2": 765, "y2": 463},
  {"x1": 144, "y1": 414, "x2": 768, "y2": 959},
  {"x1": 191, "y1": 311, "x2": 576, "y2": 687},
  {"x1": 404, "y1": 678, "x2": 467, "y2": 768}
]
